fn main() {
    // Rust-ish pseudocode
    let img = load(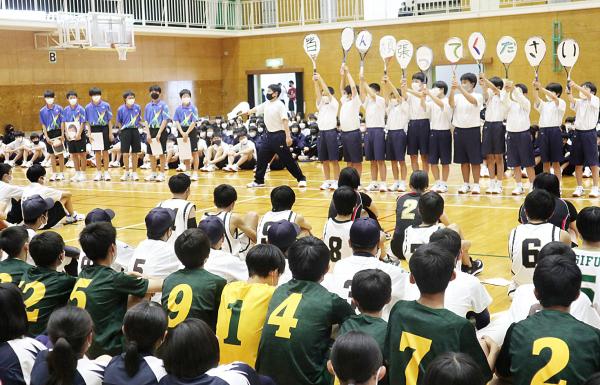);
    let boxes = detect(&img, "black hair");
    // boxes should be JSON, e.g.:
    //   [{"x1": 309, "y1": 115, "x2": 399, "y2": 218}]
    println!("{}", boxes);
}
[
  {"x1": 577, "y1": 206, "x2": 600, "y2": 242},
  {"x1": 489, "y1": 76, "x2": 504, "y2": 90},
  {"x1": 43, "y1": 90, "x2": 55, "y2": 98},
  {"x1": 351, "y1": 269, "x2": 391, "y2": 312},
  {"x1": 515, "y1": 83, "x2": 528, "y2": 94},
  {"x1": 0, "y1": 283, "x2": 28, "y2": 343},
  {"x1": 287, "y1": 236, "x2": 330, "y2": 281},
  {"x1": 524, "y1": 189, "x2": 555, "y2": 221},
  {"x1": 79, "y1": 222, "x2": 117, "y2": 262},
  {"x1": 460, "y1": 73, "x2": 477, "y2": 86},
  {"x1": 546, "y1": 82, "x2": 563, "y2": 97},
  {"x1": 30, "y1": 133, "x2": 40, "y2": 140},
  {"x1": 418, "y1": 191, "x2": 444, "y2": 224},
  {"x1": 338, "y1": 167, "x2": 361, "y2": 190},
  {"x1": 582, "y1": 82, "x2": 597, "y2": 95},
  {"x1": 270, "y1": 186, "x2": 295, "y2": 211},
  {"x1": 179, "y1": 89, "x2": 191, "y2": 98},
  {"x1": 412, "y1": 72, "x2": 425, "y2": 82},
  {"x1": 29, "y1": 231, "x2": 64, "y2": 268},
  {"x1": 422, "y1": 352, "x2": 485, "y2": 385},
  {"x1": 174, "y1": 228, "x2": 211, "y2": 269},
  {"x1": 88, "y1": 87, "x2": 102, "y2": 96},
  {"x1": 214, "y1": 184, "x2": 237, "y2": 208},
  {"x1": 432, "y1": 81, "x2": 448, "y2": 96},
  {"x1": 327, "y1": 86, "x2": 335, "y2": 95},
  {"x1": 65, "y1": 90, "x2": 78, "y2": 99},
  {"x1": 168, "y1": 173, "x2": 191, "y2": 195},
  {"x1": 533, "y1": 172, "x2": 560, "y2": 197},
  {"x1": 245, "y1": 244, "x2": 286, "y2": 278},
  {"x1": 539, "y1": 241, "x2": 576, "y2": 262},
  {"x1": 333, "y1": 186, "x2": 357, "y2": 216},
  {"x1": 0, "y1": 226, "x2": 28, "y2": 259},
  {"x1": 565, "y1": 116, "x2": 575, "y2": 124},
  {"x1": 0, "y1": 163, "x2": 11, "y2": 181},
  {"x1": 159, "y1": 318, "x2": 219, "y2": 379},
  {"x1": 13, "y1": 131, "x2": 24, "y2": 138},
  {"x1": 330, "y1": 331, "x2": 382, "y2": 384},
  {"x1": 429, "y1": 228, "x2": 461, "y2": 260},
  {"x1": 344, "y1": 85, "x2": 359, "y2": 96},
  {"x1": 369, "y1": 83, "x2": 381, "y2": 93},
  {"x1": 268, "y1": 84, "x2": 282, "y2": 97},
  {"x1": 534, "y1": 254, "x2": 581, "y2": 307},
  {"x1": 46, "y1": 306, "x2": 93, "y2": 385},
  {"x1": 409, "y1": 243, "x2": 455, "y2": 294},
  {"x1": 26, "y1": 163, "x2": 46, "y2": 183},
  {"x1": 123, "y1": 90, "x2": 135, "y2": 99},
  {"x1": 149, "y1": 85, "x2": 162, "y2": 93},
  {"x1": 409, "y1": 170, "x2": 428, "y2": 192},
  {"x1": 123, "y1": 301, "x2": 168, "y2": 377}
]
